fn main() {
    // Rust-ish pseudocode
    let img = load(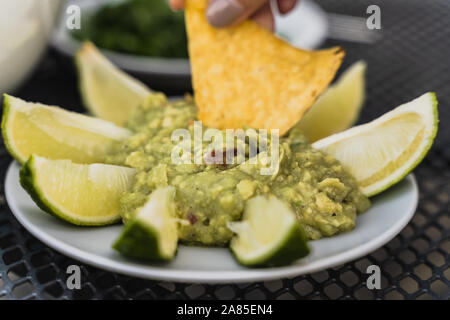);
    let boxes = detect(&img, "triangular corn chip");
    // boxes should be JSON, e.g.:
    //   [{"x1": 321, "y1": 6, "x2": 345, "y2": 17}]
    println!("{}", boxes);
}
[{"x1": 186, "y1": 0, "x2": 345, "y2": 135}]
